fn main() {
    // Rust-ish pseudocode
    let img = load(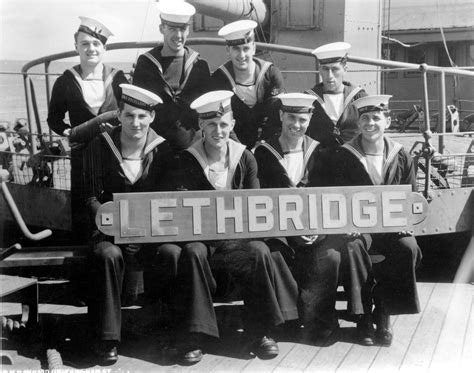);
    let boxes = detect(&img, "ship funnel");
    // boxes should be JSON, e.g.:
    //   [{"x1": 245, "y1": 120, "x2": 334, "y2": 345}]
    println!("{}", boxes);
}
[{"x1": 186, "y1": 0, "x2": 268, "y2": 25}]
